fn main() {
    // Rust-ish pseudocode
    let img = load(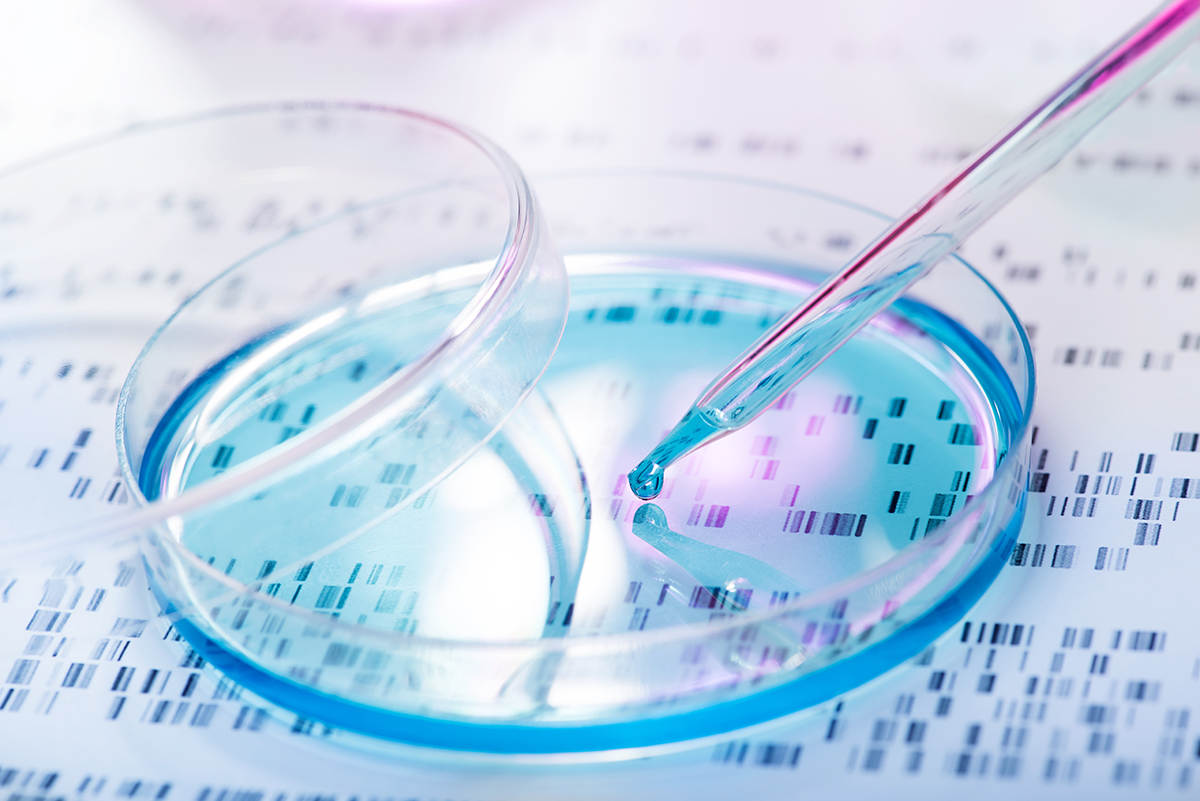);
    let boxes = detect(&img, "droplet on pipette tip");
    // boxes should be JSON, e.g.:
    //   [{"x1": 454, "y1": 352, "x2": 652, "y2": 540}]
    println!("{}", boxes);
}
[{"x1": 628, "y1": 459, "x2": 665, "y2": 500}]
